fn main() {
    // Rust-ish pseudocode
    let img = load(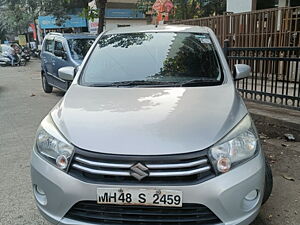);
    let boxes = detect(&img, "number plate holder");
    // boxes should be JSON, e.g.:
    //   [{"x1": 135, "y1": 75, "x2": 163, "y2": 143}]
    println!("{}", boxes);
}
[{"x1": 97, "y1": 188, "x2": 183, "y2": 207}]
